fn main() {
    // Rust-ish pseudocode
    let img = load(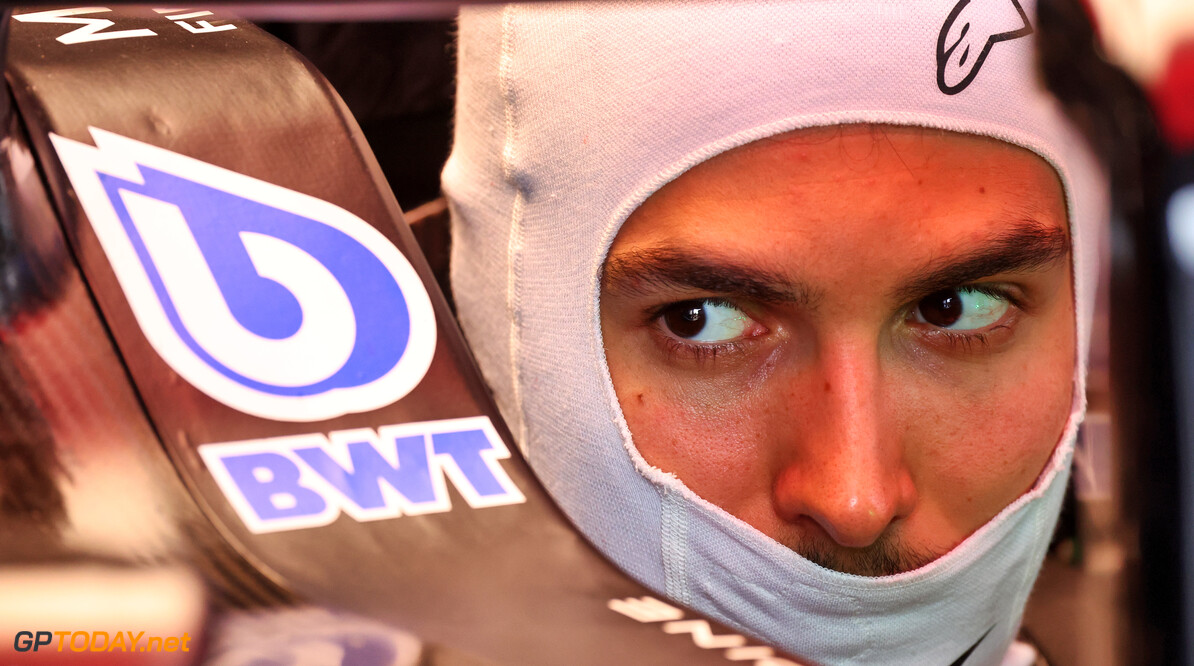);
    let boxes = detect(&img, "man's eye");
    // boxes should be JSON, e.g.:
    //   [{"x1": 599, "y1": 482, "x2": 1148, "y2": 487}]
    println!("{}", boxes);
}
[
  {"x1": 912, "y1": 287, "x2": 1009, "y2": 330},
  {"x1": 660, "y1": 299, "x2": 755, "y2": 342}
]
